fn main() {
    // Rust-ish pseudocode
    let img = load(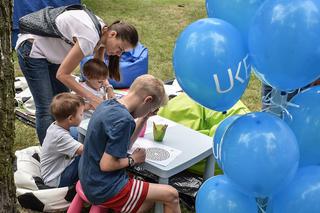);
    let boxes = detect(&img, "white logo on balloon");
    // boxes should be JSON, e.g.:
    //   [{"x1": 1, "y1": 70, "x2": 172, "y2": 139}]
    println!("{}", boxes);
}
[{"x1": 213, "y1": 54, "x2": 250, "y2": 94}]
